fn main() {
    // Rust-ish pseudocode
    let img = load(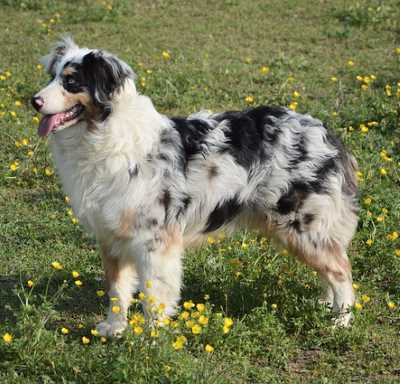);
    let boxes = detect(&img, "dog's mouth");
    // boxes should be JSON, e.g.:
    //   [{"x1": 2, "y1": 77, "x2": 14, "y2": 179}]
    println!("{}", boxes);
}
[{"x1": 38, "y1": 104, "x2": 85, "y2": 137}]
